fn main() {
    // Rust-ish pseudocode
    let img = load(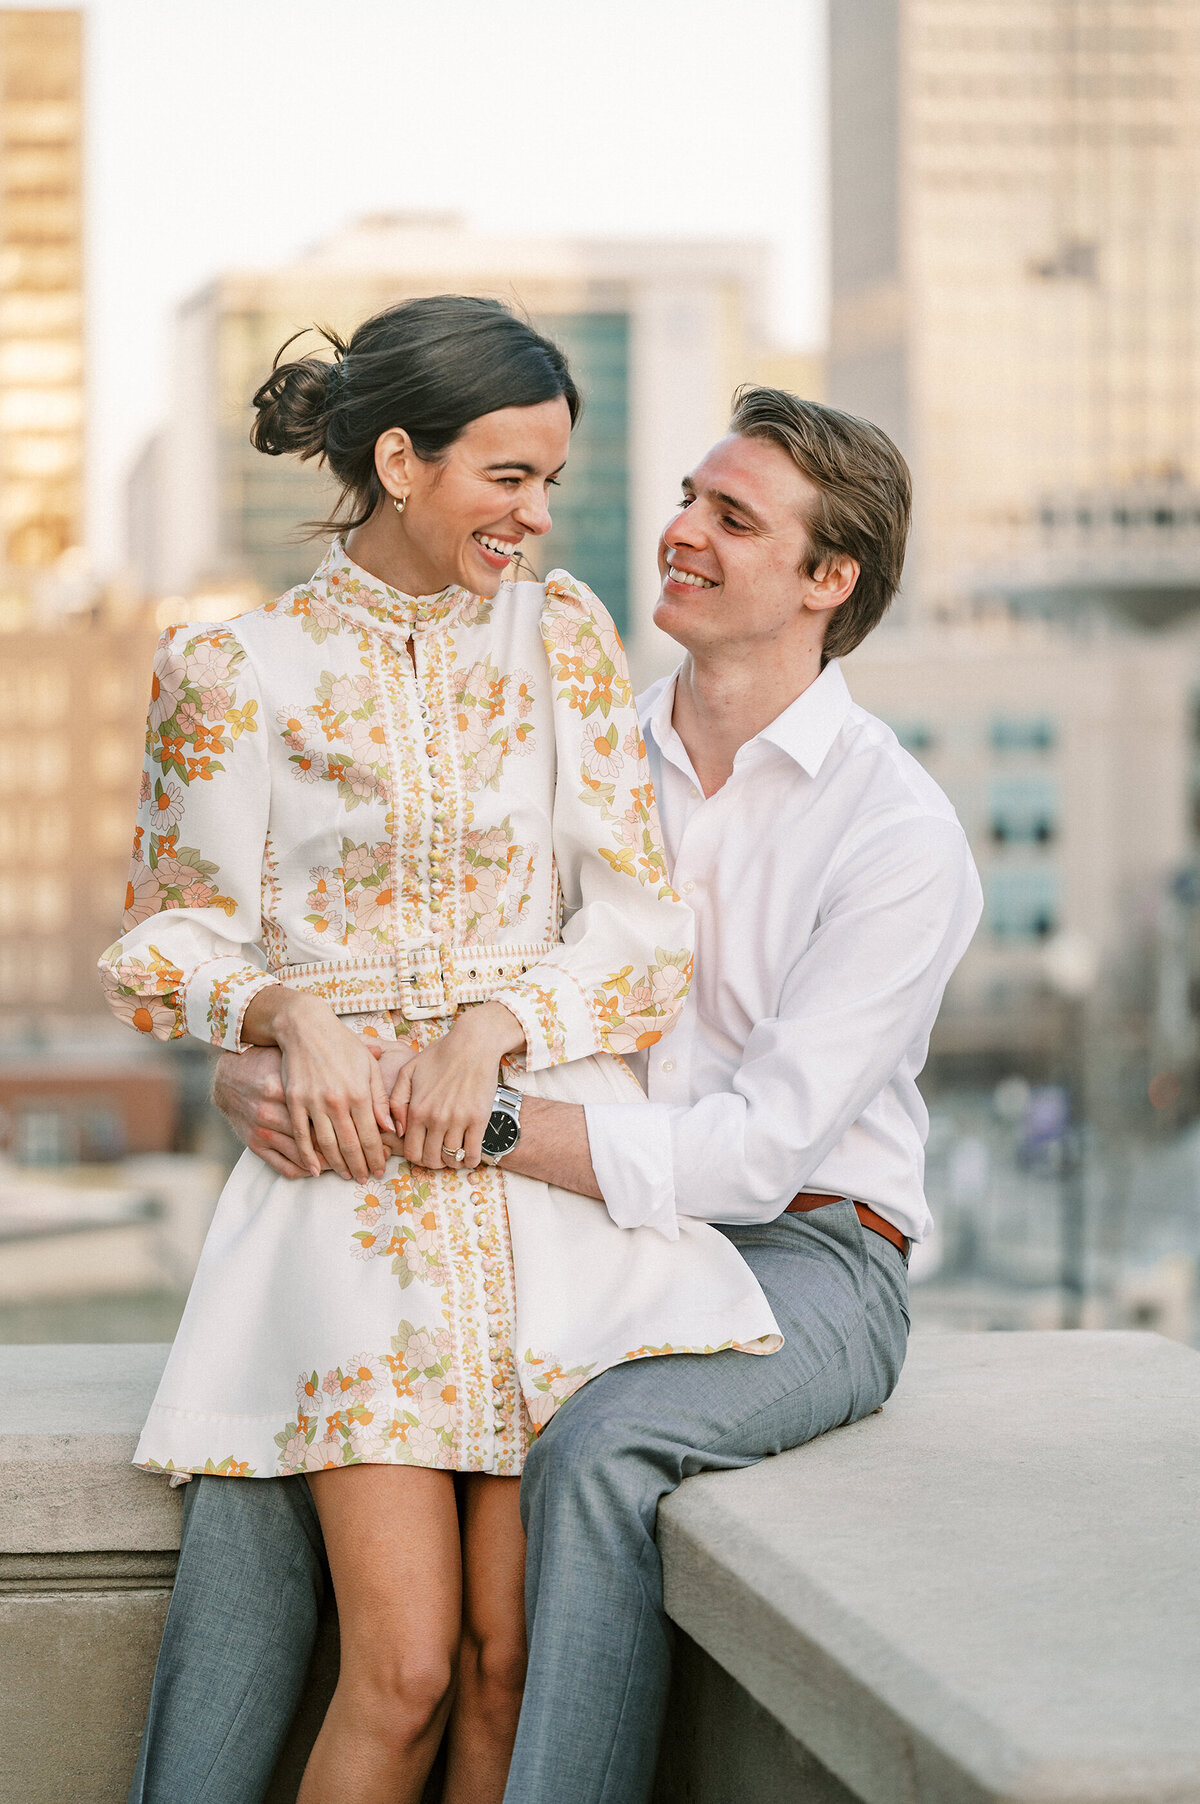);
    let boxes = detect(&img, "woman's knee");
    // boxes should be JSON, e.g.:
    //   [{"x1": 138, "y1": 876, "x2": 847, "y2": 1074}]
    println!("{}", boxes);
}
[
  {"x1": 341, "y1": 1645, "x2": 457, "y2": 1747},
  {"x1": 459, "y1": 1624, "x2": 526, "y2": 1721}
]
